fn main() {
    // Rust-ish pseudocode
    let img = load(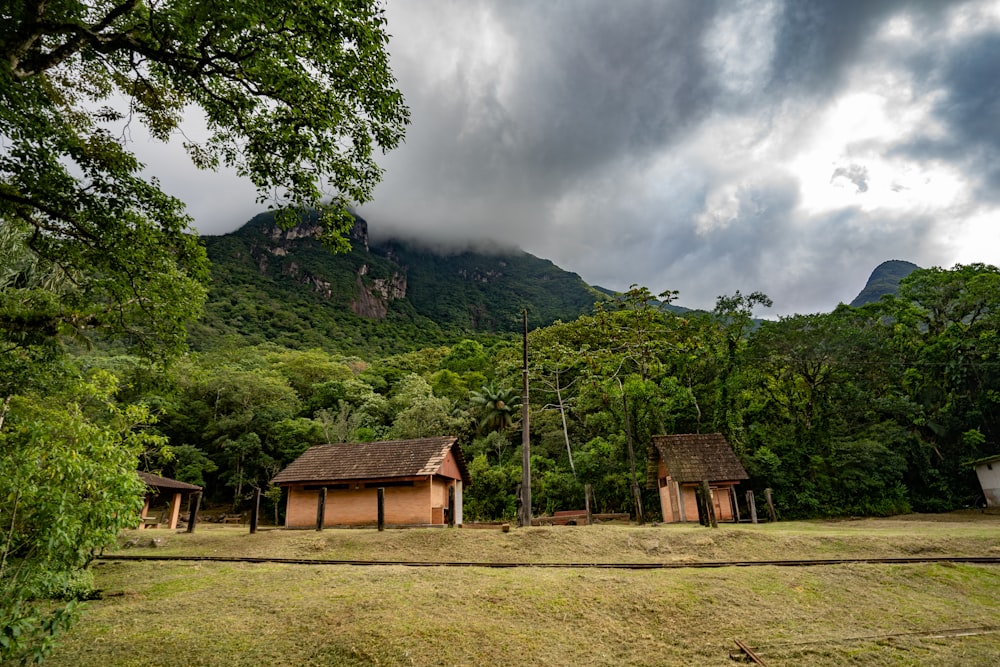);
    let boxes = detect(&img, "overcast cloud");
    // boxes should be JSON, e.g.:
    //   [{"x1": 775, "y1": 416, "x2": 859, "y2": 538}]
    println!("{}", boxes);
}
[{"x1": 152, "y1": 0, "x2": 1000, "y2": 316}]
